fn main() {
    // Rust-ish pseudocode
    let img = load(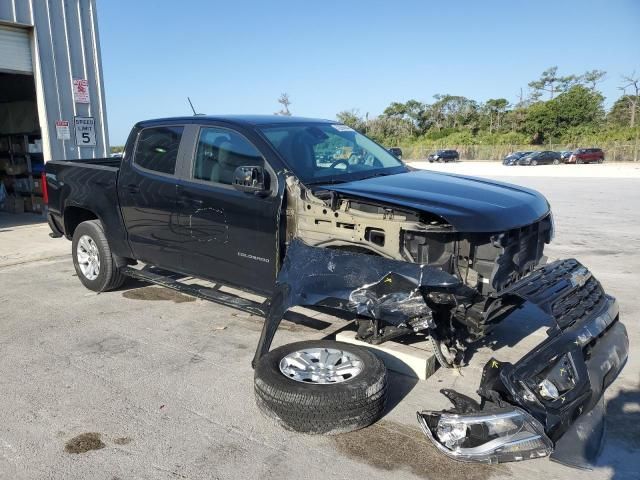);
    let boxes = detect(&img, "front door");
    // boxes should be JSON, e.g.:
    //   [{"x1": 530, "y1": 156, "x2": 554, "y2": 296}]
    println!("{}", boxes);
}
[{"x1": 175, "y1": 125, "x2": 280, "y2": 295}]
